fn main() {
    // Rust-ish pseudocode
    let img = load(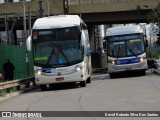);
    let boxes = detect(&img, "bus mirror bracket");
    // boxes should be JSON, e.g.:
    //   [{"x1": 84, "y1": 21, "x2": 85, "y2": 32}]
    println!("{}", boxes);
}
[
  {"x1": 81, "y1": 31, "x2": 85, "y2": 46},
  {"x1": 145, "y1": 40, "x2": 148, "y2": 47},
  {"x1": 103, "y1": 39, "x2": 106, "y2": 50},
  {"x1": 26, "y1": 36, "x2": 32, "y2": 51},
  {"x1": 103, "y1": 38, "x2": 107, "y2": 53},
  {"x1": 86, "y1": 47, "x2": 91, "y2": 56}
]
